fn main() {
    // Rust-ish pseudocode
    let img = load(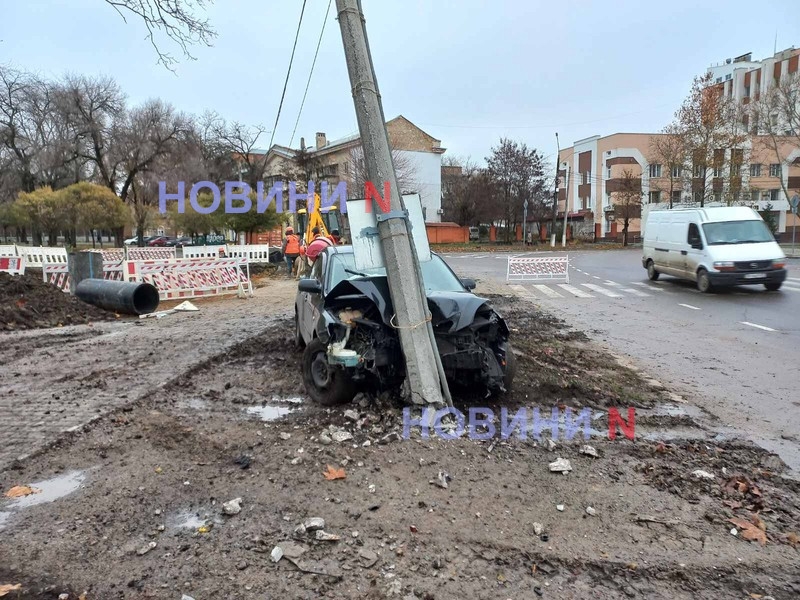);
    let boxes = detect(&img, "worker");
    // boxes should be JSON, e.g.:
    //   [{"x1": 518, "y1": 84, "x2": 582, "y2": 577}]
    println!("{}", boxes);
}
[
  {"x1": 305, "y1": 227, "x2": 334, "y2": 263},
  {"x1": 281, "y1": 226, "x2": 301, "y2": 276},
  {"x1": 329, "y1": 229, "x2": 341, "y2": 245}
]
